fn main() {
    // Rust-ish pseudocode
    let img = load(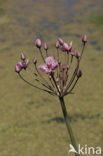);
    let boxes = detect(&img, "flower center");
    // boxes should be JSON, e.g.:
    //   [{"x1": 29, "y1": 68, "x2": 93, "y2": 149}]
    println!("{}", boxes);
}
[{"x1": 47, "y1": 64, "x2": 52, "y2": 69}]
